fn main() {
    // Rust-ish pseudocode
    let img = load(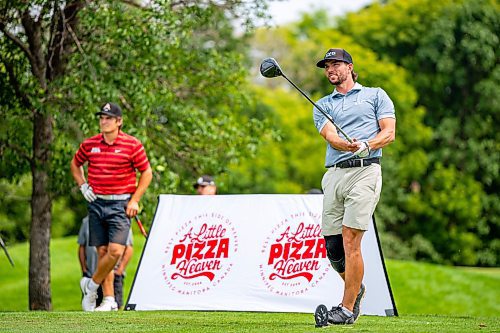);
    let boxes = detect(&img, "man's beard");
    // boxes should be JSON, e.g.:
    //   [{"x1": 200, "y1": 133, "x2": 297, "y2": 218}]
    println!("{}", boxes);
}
[{"x1": 329, "y1": 71, "x2": 348, "y2": 85}]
